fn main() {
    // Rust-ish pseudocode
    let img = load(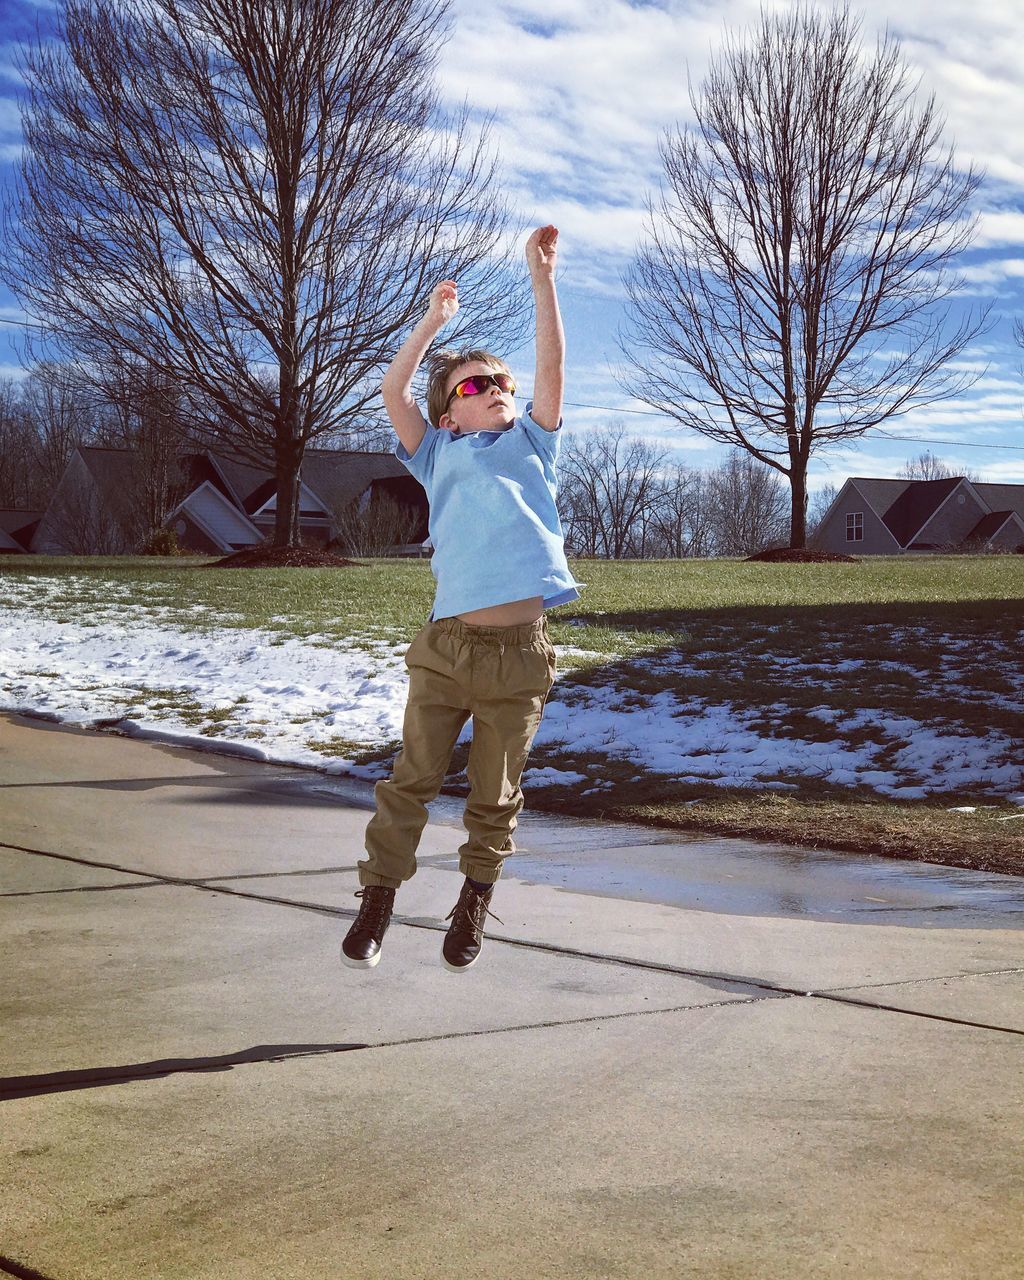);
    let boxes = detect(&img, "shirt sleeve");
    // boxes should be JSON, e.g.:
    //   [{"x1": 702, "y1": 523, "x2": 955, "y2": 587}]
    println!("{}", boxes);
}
[
  {"x1": 520, "y1": 401, "x2": 563, "y2": 464},
  {"x1": 395, "y1": 423, "x2": 442, "y2": 486}
]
